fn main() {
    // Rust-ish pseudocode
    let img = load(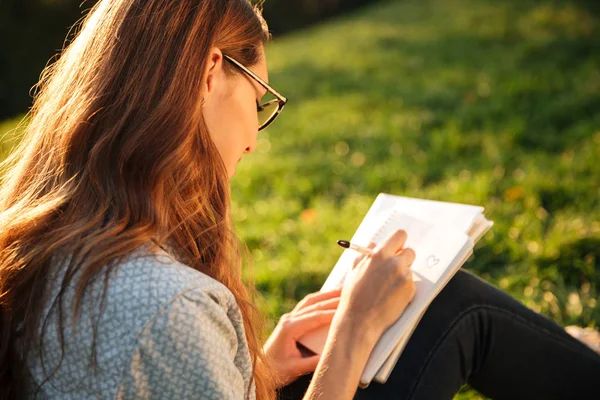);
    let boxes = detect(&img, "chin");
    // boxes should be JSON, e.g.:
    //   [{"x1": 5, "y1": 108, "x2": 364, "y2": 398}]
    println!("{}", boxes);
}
[{"x1": 228, "y1": 165, "x2": 236, "y2": 179}]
